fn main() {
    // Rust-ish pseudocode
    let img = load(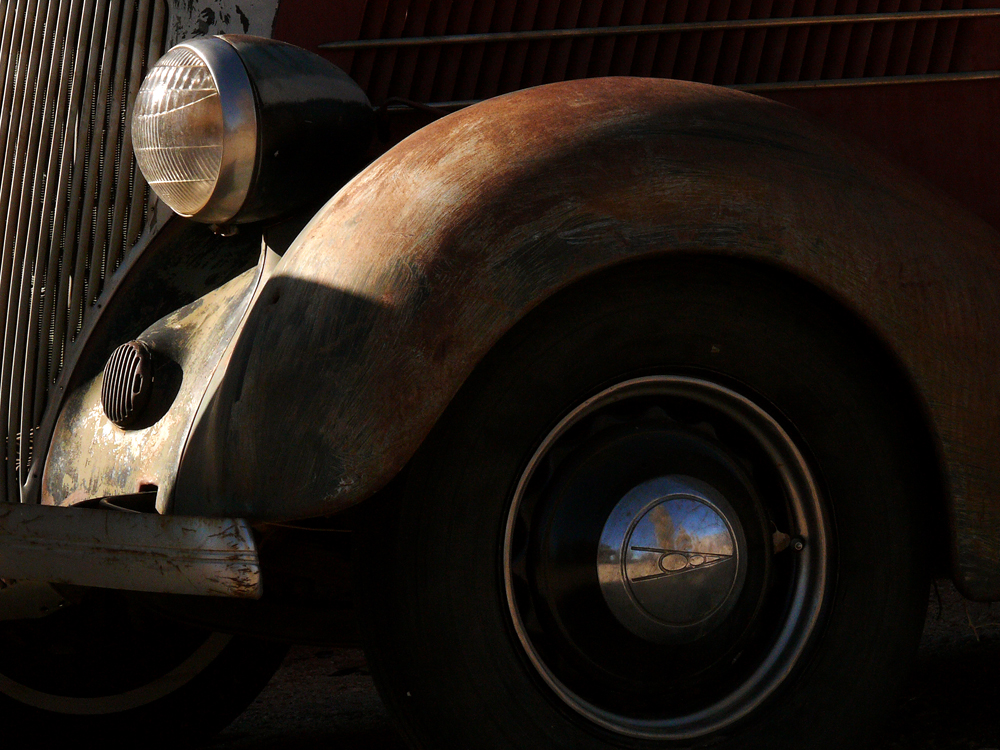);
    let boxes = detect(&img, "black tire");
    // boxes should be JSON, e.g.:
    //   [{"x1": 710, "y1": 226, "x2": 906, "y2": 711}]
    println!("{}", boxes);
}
[
  {"x1": 0, "y1": 586, "x2": 287, "y2": 745},
  {"x1": 357, "y1": 258, "x2": 931, "y2": 750}
]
